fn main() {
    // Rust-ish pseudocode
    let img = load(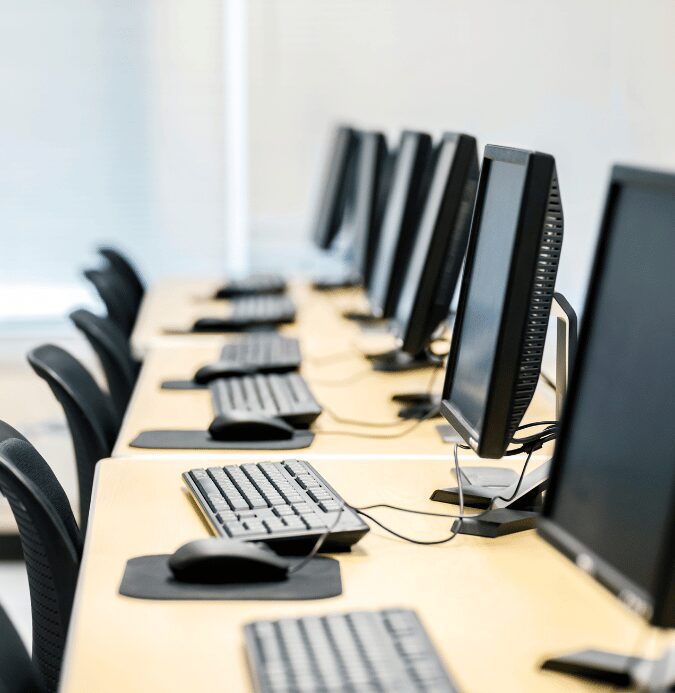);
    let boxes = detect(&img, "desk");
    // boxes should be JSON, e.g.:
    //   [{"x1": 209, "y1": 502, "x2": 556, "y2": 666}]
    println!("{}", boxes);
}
[
  {"x1": 60, "y1": 456, "x2": 669, "y2": 692},
  {"x1": 114, "y1": 337, "x2": 556, "y2": 458},
  {"x1": 130, "y1": 279, "x2": 369, "y2": 358}
]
